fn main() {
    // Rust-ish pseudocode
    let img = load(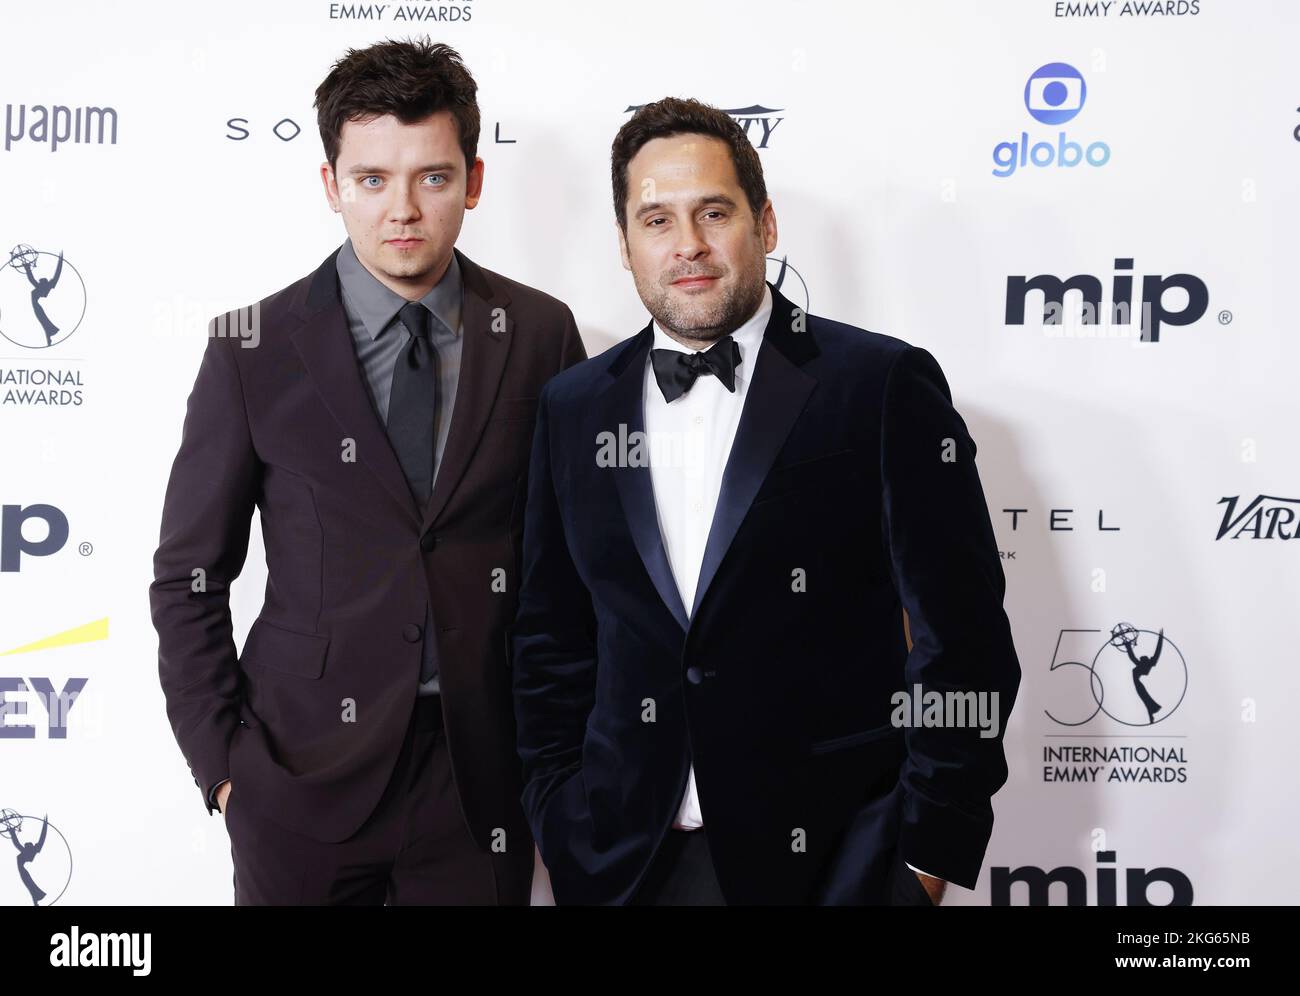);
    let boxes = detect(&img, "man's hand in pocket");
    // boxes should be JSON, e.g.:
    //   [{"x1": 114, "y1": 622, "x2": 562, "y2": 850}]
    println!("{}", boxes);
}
[{"x1": 915, "y1": 870, "x2": 946, "y2": 905}]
